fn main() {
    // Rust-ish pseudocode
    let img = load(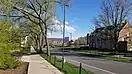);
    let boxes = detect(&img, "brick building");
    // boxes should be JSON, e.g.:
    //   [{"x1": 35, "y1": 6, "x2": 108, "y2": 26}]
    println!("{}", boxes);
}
[
  {"x1": 87, "y1": 21, "x2": 132, "y2": 51},
  {"x1": 87, "y1": 31, "x2": 114, "y2": 50},
  {"x1": 118, "y1": 22, "x2": 132, "y2": 51}
]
